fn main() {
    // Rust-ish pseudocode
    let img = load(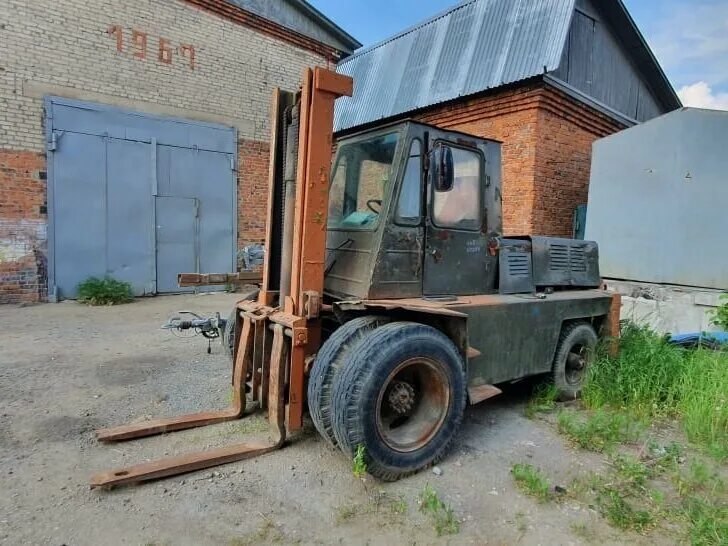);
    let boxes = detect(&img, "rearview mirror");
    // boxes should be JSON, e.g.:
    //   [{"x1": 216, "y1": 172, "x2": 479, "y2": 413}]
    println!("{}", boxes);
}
[{"x1": 434, "y1": 146, "x2": 454, "y2": 192}]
